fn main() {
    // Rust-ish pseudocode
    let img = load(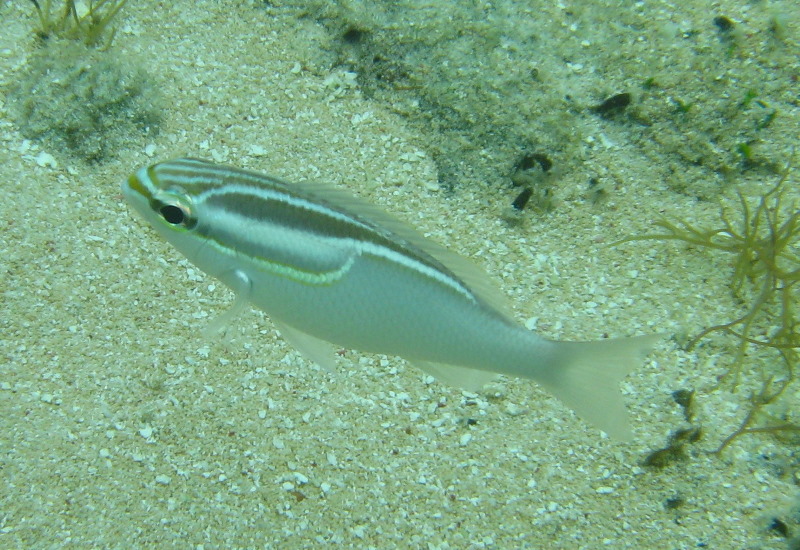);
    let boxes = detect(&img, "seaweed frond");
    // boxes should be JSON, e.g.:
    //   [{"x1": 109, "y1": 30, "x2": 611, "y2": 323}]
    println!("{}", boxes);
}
[
  {"x1": 617, "y1": 160, "x2": 799, "y2": 449},
  {"x1": 713, "y1": 374, "x2": 800, "y2": 453},
  {"x1": 29, "y1": 0, "x2": 129, "y2": 48}
]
